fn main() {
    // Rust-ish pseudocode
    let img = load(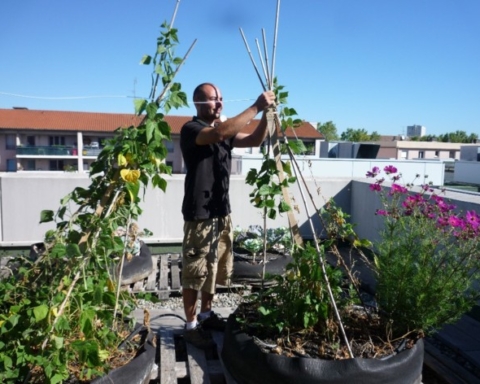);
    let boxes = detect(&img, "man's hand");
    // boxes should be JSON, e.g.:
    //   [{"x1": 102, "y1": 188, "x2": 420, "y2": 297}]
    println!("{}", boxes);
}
[{"x1": 254, "y1": 90, "x2": 276, "y2": 112}]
